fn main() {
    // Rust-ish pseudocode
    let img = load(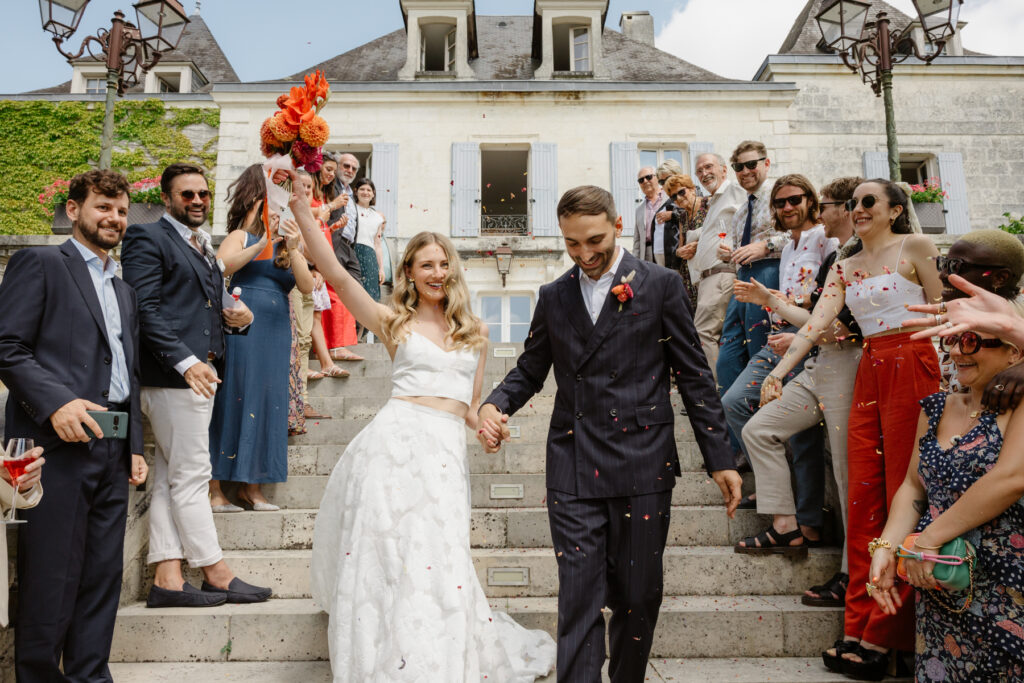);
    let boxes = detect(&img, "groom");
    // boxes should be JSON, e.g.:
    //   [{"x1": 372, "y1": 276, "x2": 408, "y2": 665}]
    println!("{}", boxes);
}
[{"x1": 479, "y1": 185, "x2": 742, "y2": 682}]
